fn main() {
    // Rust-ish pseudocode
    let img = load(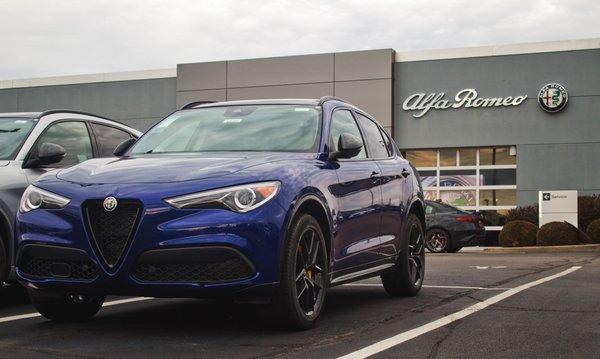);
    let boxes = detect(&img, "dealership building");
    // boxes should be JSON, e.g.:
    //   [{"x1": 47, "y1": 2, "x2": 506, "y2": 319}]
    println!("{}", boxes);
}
[{"x1": 1, "y1": 38, "x2": 599, "y2": 239}]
